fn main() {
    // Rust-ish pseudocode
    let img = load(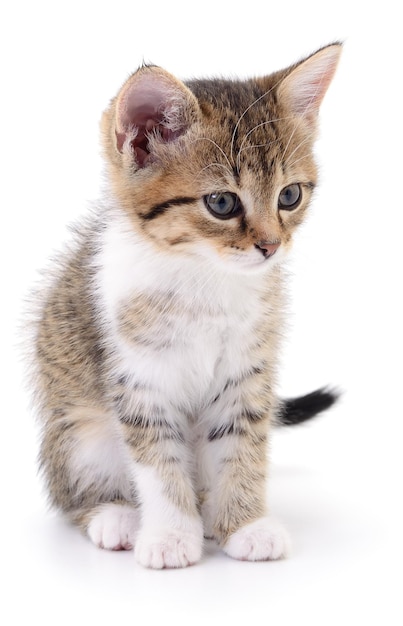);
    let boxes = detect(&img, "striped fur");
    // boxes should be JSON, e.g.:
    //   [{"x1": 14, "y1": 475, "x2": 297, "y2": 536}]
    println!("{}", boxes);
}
[{"x1": 29, "y1": 44, "x2": 341, "y2": 568}]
